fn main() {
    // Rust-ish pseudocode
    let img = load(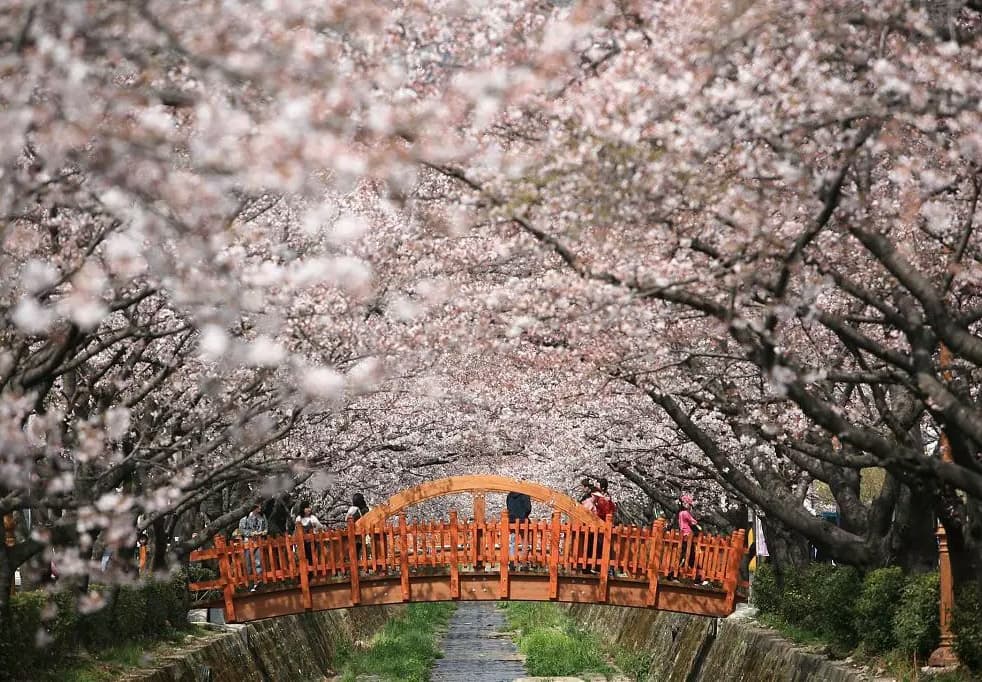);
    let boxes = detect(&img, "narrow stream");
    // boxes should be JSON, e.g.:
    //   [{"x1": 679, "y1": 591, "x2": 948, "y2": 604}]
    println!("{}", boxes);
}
[{"x1": 430, "y1": 603, "x2": 528, "y2": 682}]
